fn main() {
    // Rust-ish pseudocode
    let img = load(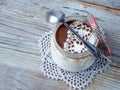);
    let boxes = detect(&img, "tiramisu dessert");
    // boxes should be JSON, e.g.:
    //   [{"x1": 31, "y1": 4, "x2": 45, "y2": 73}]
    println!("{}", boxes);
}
[{"x1": 56, "y1": 20, "x2": 96, "y2": 54}]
